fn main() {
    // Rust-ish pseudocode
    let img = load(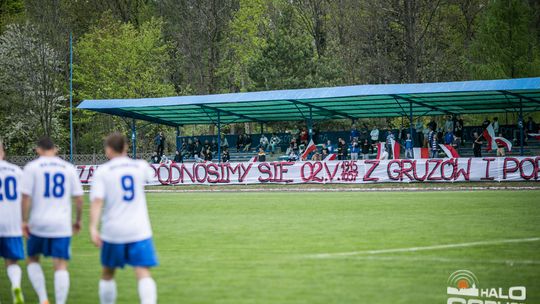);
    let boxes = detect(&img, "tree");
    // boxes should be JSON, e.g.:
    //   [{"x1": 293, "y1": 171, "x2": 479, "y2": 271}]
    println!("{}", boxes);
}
[
  {"x1": 469, "y1": 0, "x2": 540, "y2": 79},
  {"x1": 0, "y1": 23, "x2": 66, "y2": 153}
]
